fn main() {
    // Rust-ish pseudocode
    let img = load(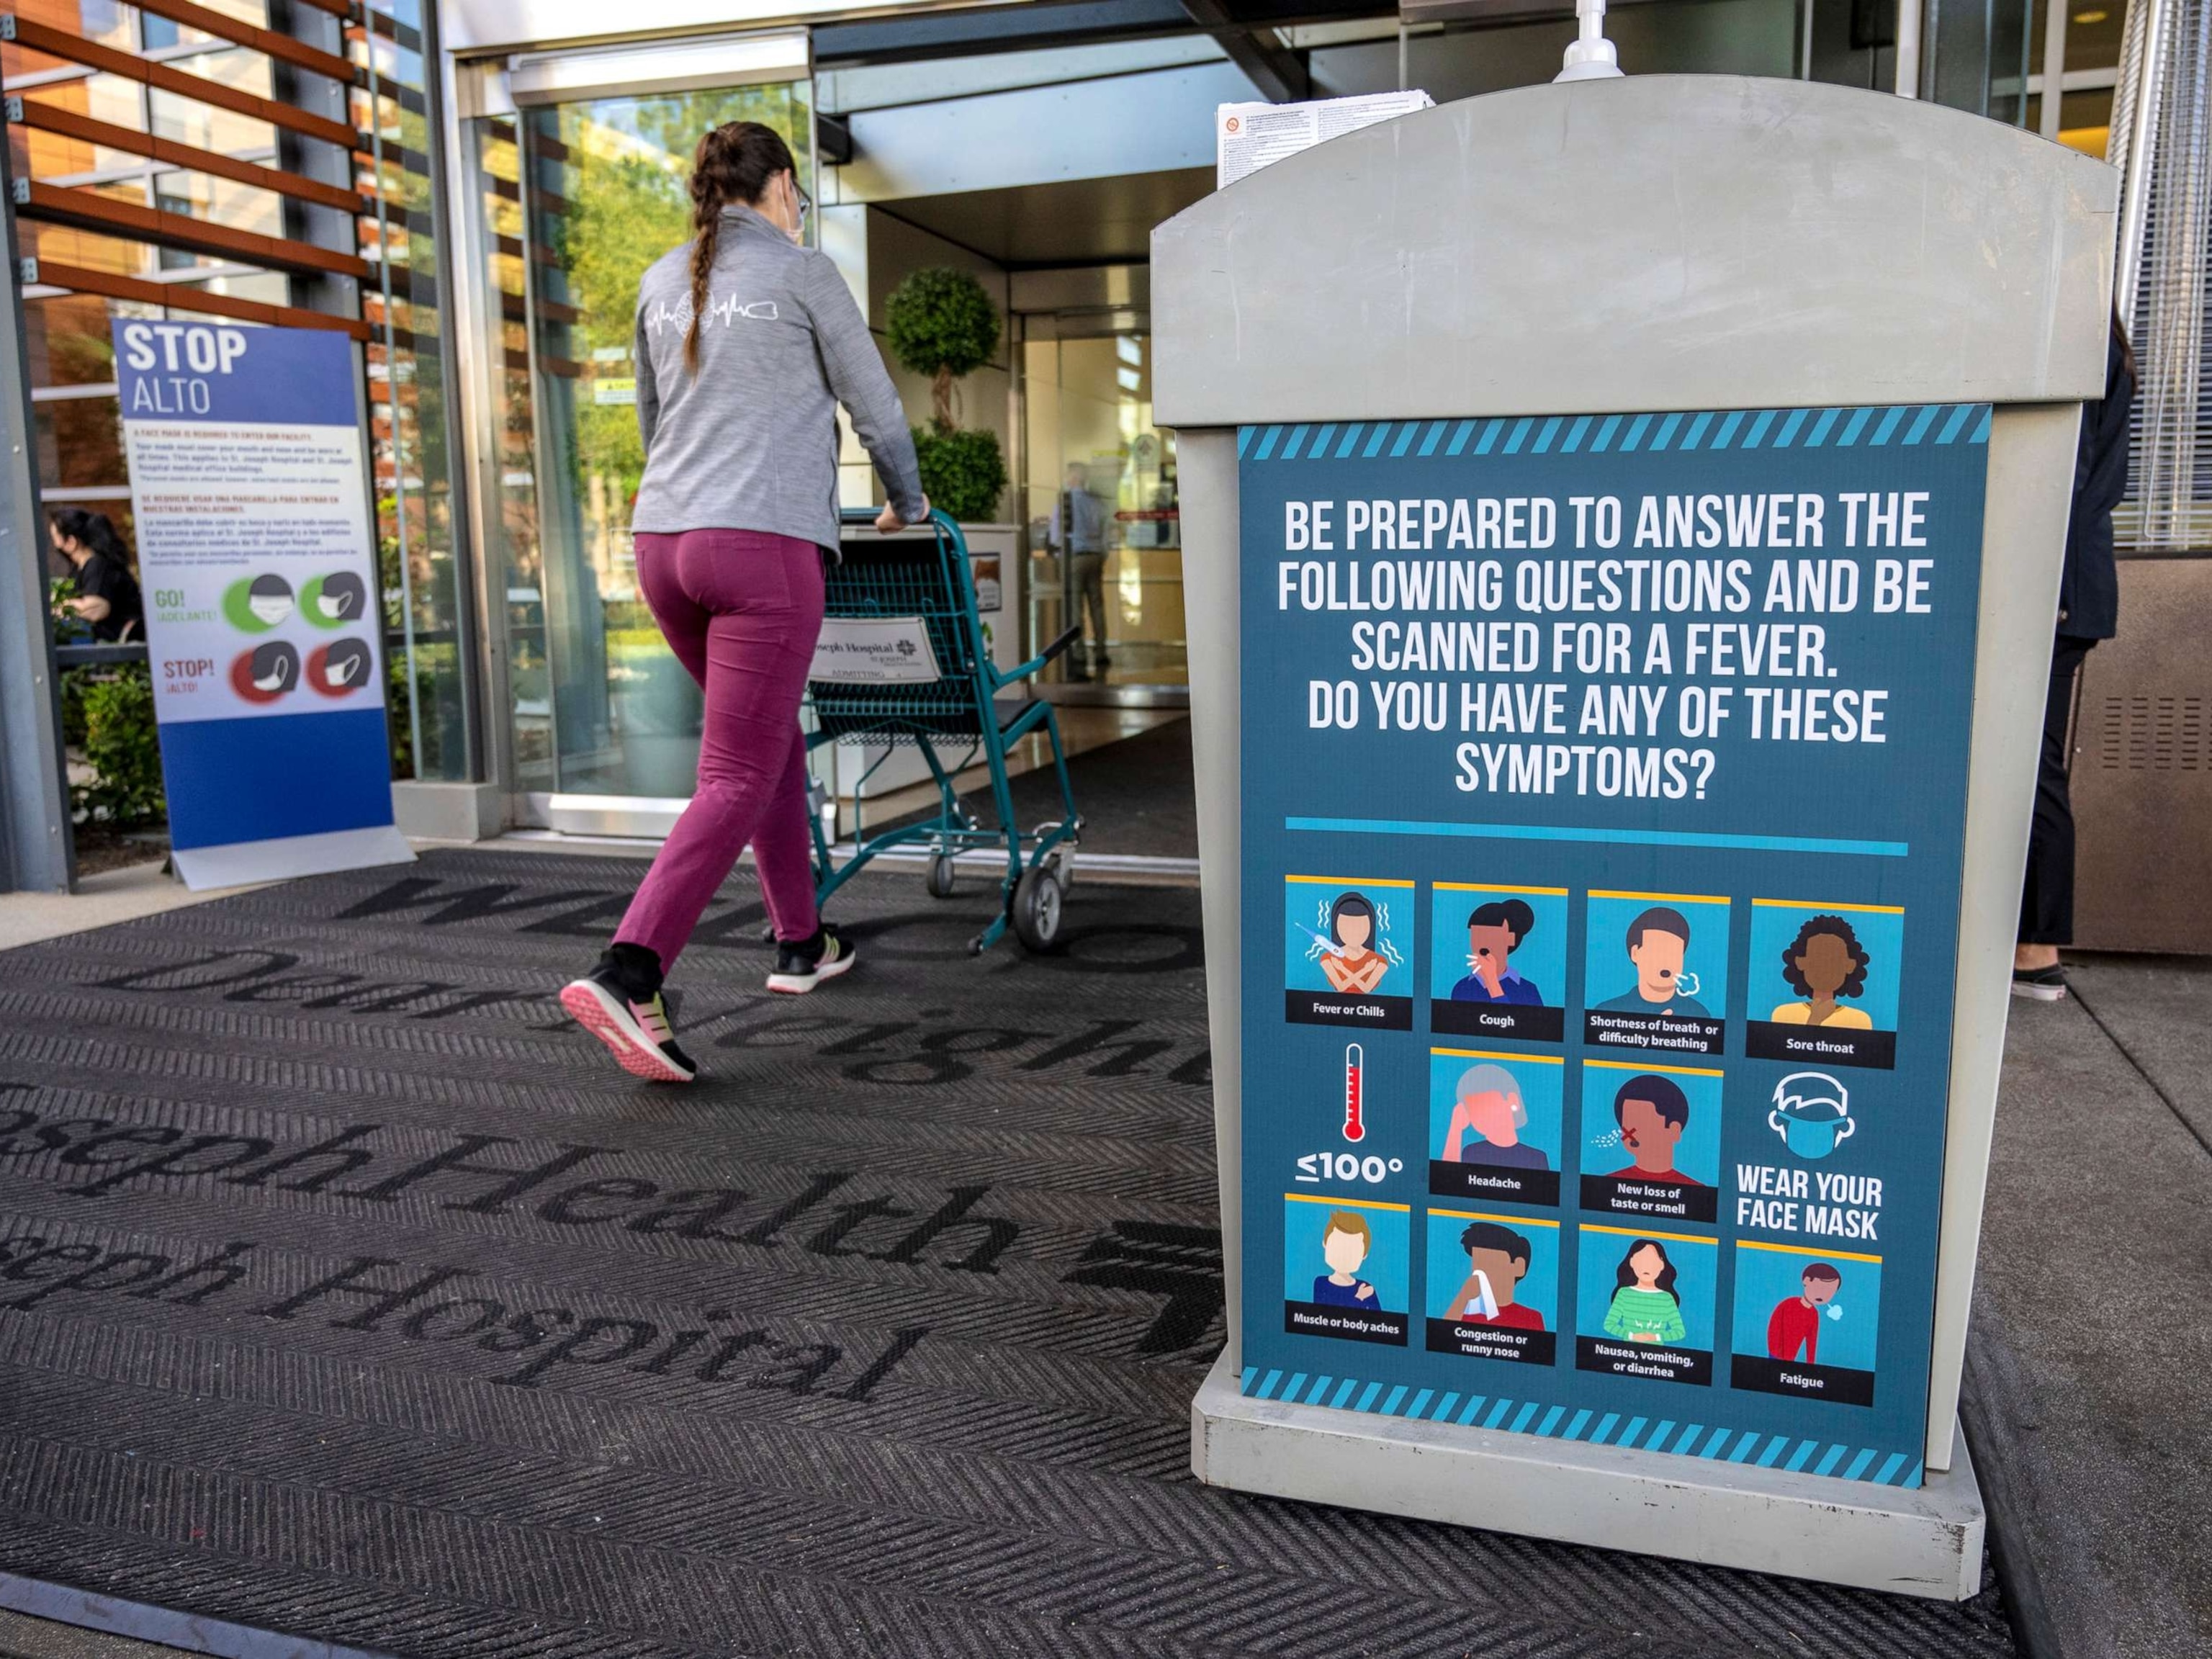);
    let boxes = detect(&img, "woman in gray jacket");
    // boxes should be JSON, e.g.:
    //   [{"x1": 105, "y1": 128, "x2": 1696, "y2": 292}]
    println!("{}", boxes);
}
[{"x1": 562, "y1": 120, "x2": 927, "y2": 1084}]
